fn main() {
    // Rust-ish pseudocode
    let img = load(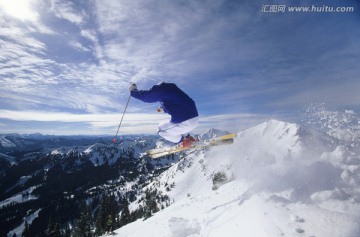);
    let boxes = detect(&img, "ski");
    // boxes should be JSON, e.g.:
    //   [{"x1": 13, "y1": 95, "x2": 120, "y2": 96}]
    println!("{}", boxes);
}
[{"x1": 146, "y1": 133, "x2": 237, "y2": 159}]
